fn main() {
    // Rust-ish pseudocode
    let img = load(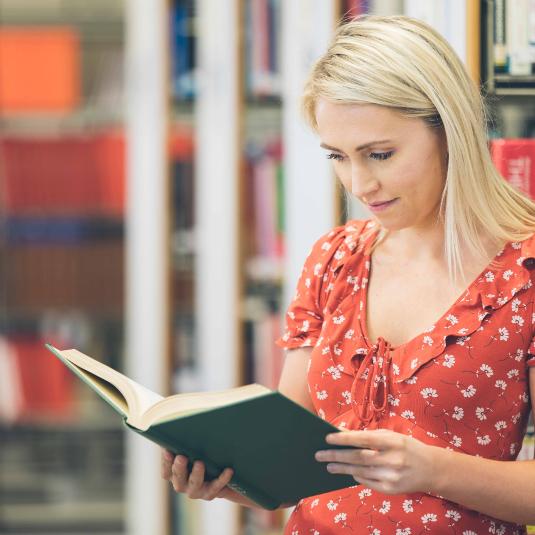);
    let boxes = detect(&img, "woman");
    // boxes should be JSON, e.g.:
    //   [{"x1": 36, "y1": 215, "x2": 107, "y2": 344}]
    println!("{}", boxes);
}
[{"x1": 162, "y1": 15, "x2": 535, "y2": 533}]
